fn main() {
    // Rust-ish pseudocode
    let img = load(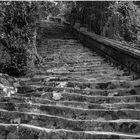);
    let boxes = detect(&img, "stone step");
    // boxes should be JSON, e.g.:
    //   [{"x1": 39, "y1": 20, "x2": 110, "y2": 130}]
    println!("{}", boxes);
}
[
  {"x1": 0, "y1": 110, "x2": 140, "y2": 135},
  {"x1": 44, "y1": 52, "x2": 98, "y2": 56},
  {"x1": 4, "y1": 21, "x2": 140, "y2": 138},
  {"x1": 20, "y1": 76, "x2": 129, "y2": 83},
  {"x1": 22, "y1": 74, "x2": 133, "y2": 83},
  {"x1": 47, "y1": 69, "x2": 125, "y2": 75},
  {"x1": 20, "y1": 78, "x2": 133, "y2": 87},
  {"x1": 39, "y1": 64, "x2": 115, "y2": 69},
  {"x1": 17, "y1": 85, "x2": 139, "y2": 96},
  {"x1": 22, "y1": 80, "x2": 133, "y2": 90},
  {"x1": 0, "y1": 123, "x2": 139, "y2": 139},
  {"x1": 38, "y1": 66, "x2": 118, "y2": 72},
  {"x1": 1, "y1": 96, "x2": 140, "y2": 110},
  {"x1": 35, "y1": 71, "x2": 127, "y2": 78},
  {"x1": 43, "y1": 59, "x2": 106, "y2": 64},
  {"x1": 45, "y1": 57, "x2": 104, "y2": 61},
  {"x1": 20, "y1": 81, "x2": 135, "y2": 92},
  {"x1": 0, "y1": 102, "x2": 140, "y2": 121},
  {"x1": 42, "y1": 62, "x2": 106, "y2": 67},
  {"x1": 15, "y1": 90, "x2": 140, "y2": 104}
]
